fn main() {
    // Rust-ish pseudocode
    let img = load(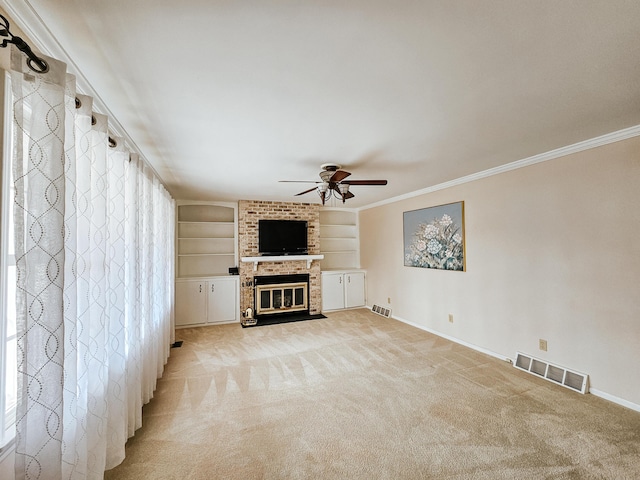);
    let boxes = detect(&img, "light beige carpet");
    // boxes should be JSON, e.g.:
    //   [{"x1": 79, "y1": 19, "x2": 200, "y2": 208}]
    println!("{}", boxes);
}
[{"x1": 105, "y1": 309, "x2": 640, "y2": 479}]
